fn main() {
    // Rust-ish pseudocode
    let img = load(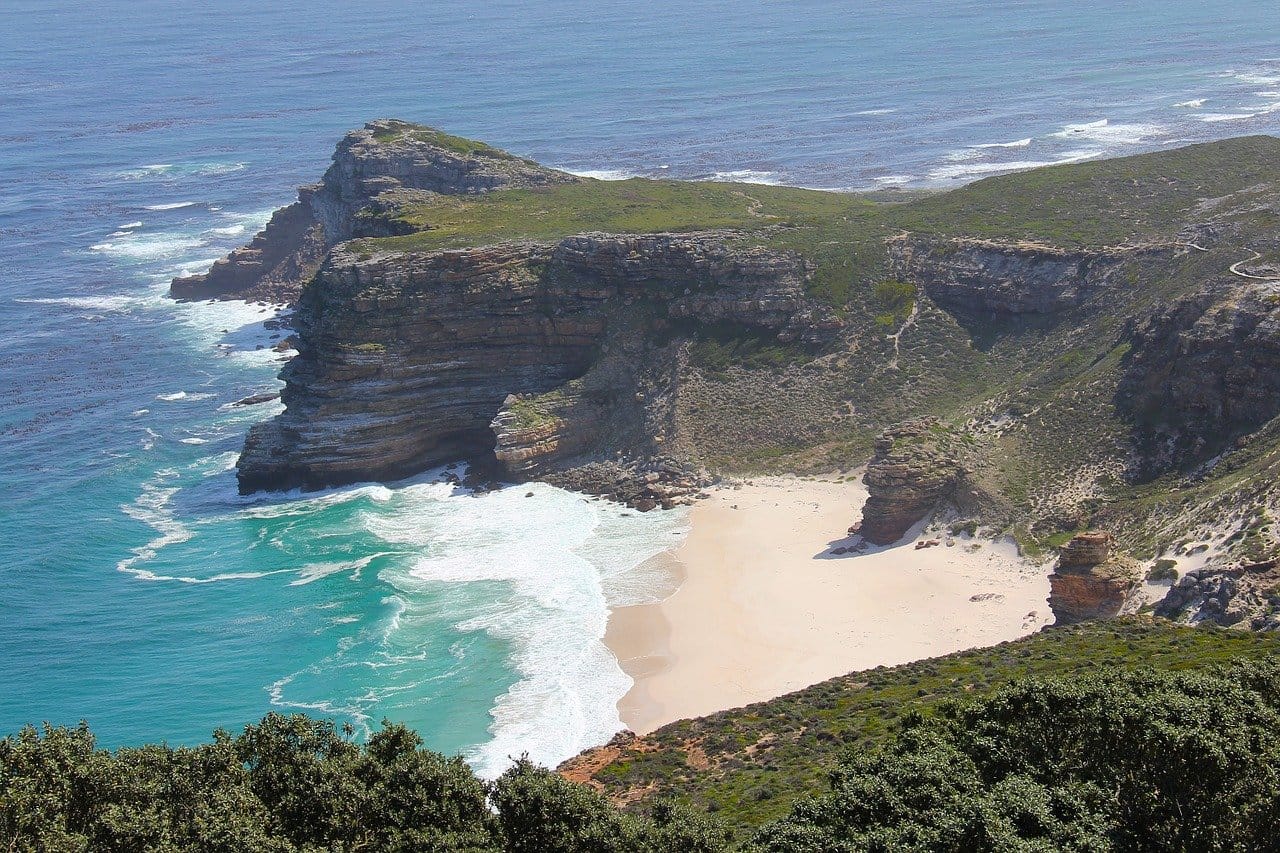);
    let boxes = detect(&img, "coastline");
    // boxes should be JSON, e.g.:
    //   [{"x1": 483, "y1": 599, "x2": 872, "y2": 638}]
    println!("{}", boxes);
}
[{"x1": 605, "y1": 474, "x2": 1052, "y2": 734}]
